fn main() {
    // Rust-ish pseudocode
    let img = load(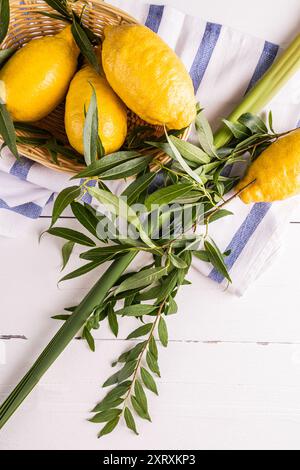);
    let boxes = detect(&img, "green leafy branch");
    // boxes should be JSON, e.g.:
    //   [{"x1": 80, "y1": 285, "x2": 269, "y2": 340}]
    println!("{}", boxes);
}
[
  {"x1": 93, "y1": 303, "x2": 166, "y2": 437},
  {"x1": 47, "y1": 96, "x2": 288, "y2": 438},
  {"x1": 89, "y1": 259, "x2": 189, "y2": 437},
  {"x1": 40, "y1": 0, "x2": 101, "y2": 70}
]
